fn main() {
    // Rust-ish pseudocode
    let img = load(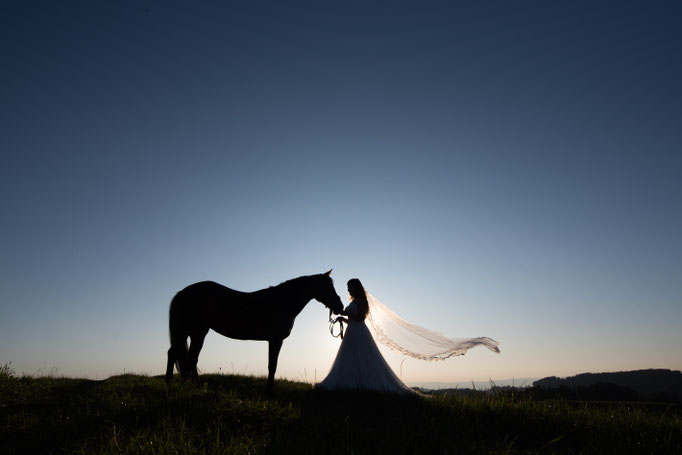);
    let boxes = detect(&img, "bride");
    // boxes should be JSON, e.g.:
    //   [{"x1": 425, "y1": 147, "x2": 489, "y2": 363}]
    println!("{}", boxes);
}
[
  {"x1": 316, "y1": 278, "x2": 414, "y2": 394},
  {"x1": 316, "y1": 278, "x2": 500, "y2": 394}
]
